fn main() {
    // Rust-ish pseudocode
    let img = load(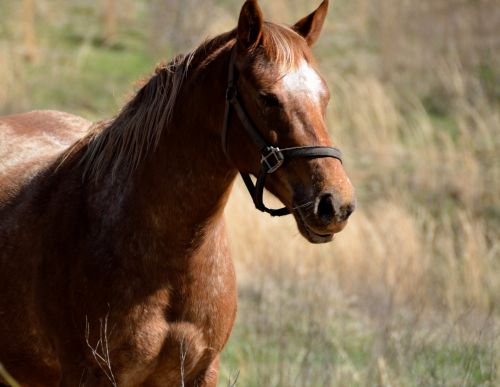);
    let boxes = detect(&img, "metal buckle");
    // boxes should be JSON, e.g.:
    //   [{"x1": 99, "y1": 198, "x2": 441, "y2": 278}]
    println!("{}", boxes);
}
[{"x1": 261, "y1": 147, "x2": 284, "y2": 173}]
